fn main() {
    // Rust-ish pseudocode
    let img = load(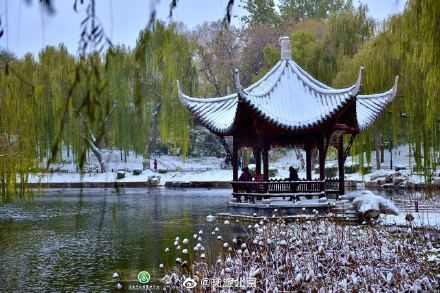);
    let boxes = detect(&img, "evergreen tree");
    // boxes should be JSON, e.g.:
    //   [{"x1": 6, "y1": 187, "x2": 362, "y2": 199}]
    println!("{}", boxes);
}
[
  {"x1": 241, "y1": 0, "x2": 281, "y2": 26},
  {"x1": 280, "y1": 0, "x2": 353, "y2": 23}
]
